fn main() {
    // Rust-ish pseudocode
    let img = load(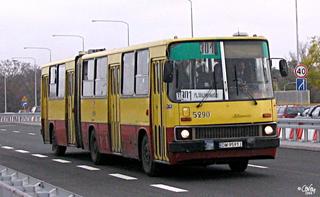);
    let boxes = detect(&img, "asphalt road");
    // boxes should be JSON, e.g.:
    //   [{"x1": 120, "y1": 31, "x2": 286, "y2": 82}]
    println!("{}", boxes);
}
[{"x1": 0, "y1": 123, "x2": 319, "y2": 197}]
